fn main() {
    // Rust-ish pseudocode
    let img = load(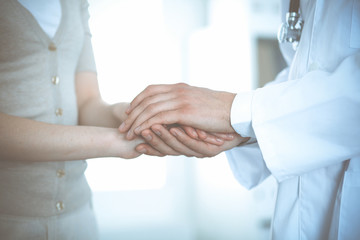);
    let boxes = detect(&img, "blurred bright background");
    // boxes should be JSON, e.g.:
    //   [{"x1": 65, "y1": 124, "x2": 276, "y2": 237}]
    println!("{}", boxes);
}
[{"x1": 86, "y1": 0, "x2": 285, "y2": 239}]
